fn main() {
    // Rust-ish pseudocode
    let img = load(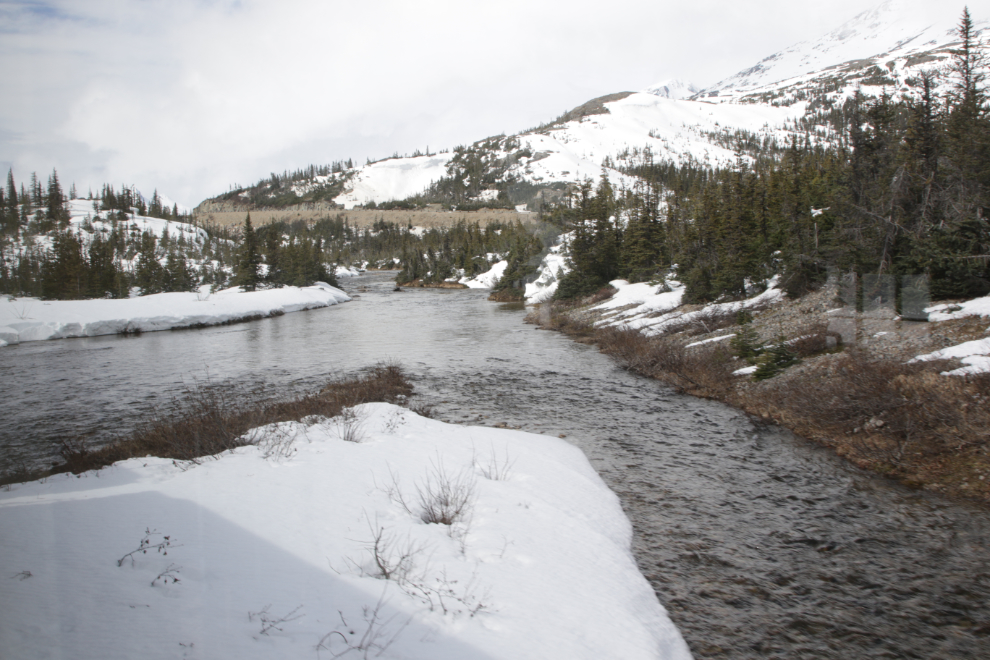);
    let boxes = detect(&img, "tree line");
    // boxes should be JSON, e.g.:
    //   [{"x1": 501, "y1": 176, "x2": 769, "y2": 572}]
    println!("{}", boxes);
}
[{"x1": 548, "y1": 9, "x2": 990, "y2": 305}]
